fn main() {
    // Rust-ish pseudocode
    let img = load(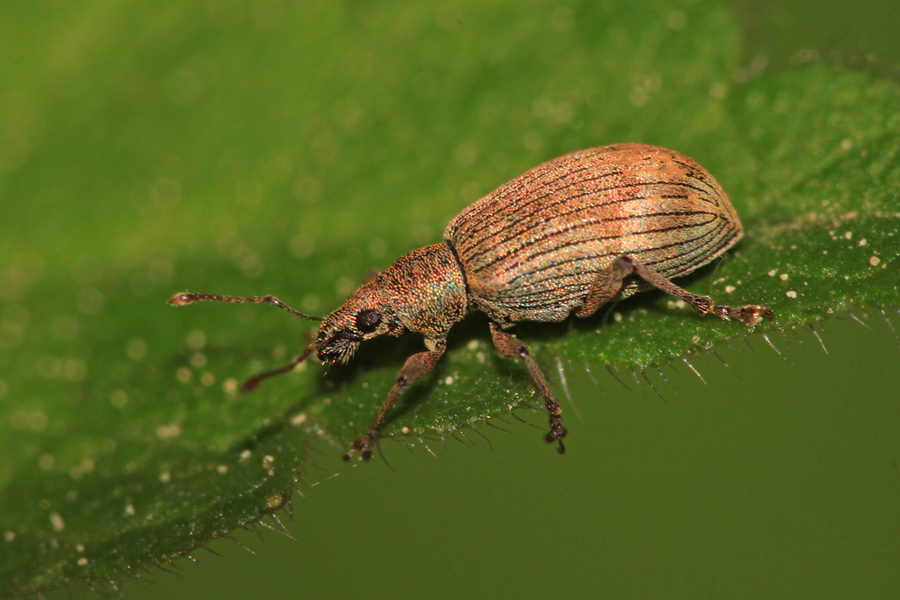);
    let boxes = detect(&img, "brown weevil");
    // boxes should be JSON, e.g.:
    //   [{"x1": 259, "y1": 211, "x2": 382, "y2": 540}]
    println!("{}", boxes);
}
[{"x1": 169, "y1": 144, "x2": 772, "y2": 461}]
